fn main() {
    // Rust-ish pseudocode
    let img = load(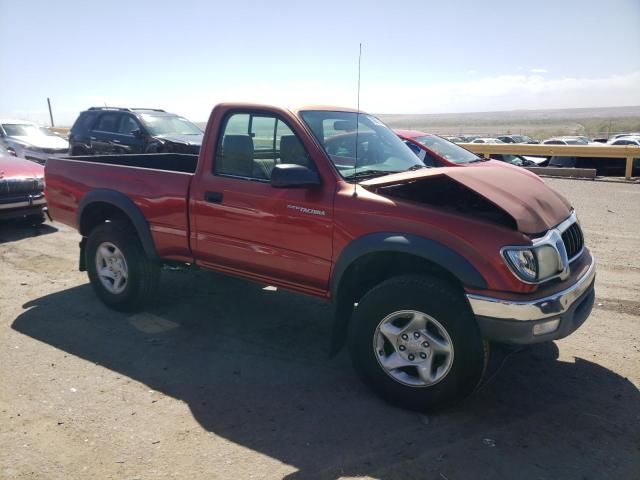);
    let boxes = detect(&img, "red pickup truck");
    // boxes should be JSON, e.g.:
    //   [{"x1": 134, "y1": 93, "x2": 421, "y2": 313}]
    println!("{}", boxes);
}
[{"x1": 45, "y1": 103, "x2": 596, "y2": 411}]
